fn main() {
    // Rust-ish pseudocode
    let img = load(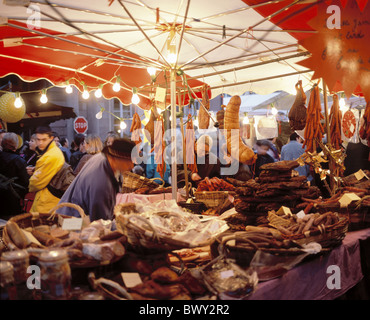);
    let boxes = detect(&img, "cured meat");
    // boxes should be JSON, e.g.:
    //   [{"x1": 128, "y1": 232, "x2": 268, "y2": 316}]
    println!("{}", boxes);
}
[
  {"x1": 154, "y1": 115, "x2": 166, "y2": 179},
  {"x1": 329, "y1": 94, "x2": 342, "y2": 149},
  {"x1": 144, "y1": 102, "x2": 159, "y2": 144},
  {"x1": 342, "y1": 109, "x2": 357, "y2": 139},
  {"x1": 303, "y1": 83, "x2": 324, "y2": 153},
  {"x1": 198, "y1": 84, "x2": 210, "y2": 129},
  {"x1": 216, "y1": 105, "x2": 226, "y2": 130},
  {"x1": 130, "y1": 112, "x2": 142, "y2": 145},
  {"x1": 224, "y1": 95, "x2": 257, "y2": 165},
  {"x1": 359, "y1": 101, "x2": 370, "y2": 160},
  {"x1": 288, "y1": 80, "x2": 307, "y2": 130},
  {"x1": 185, "y1": 114, "x2": 198, "y2": 173}
]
